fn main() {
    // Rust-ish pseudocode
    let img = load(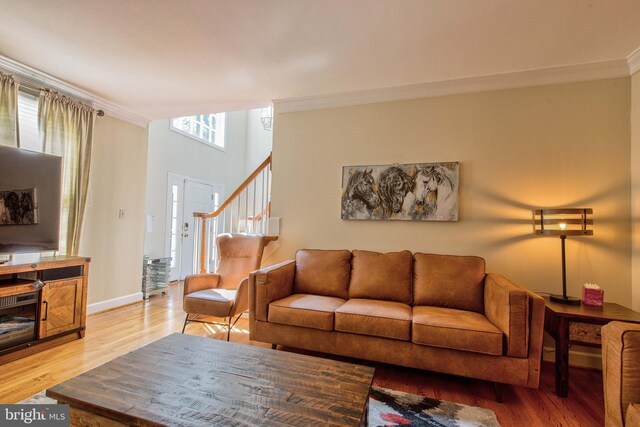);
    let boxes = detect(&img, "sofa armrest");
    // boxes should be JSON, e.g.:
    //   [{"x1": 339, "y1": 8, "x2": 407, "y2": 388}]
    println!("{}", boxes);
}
[
  {"x1": 249, "y1": 260, "x2": 296, "y2": 322},
  {"x1": 183, "y1": 273, "x2": 221, "y2": 297},
  {"x1": 602, "y1": 321, "x2": 640, "y2": 427},
  {"x1": 484, "y1": 273, "x2": 530, "y2": 358}
]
